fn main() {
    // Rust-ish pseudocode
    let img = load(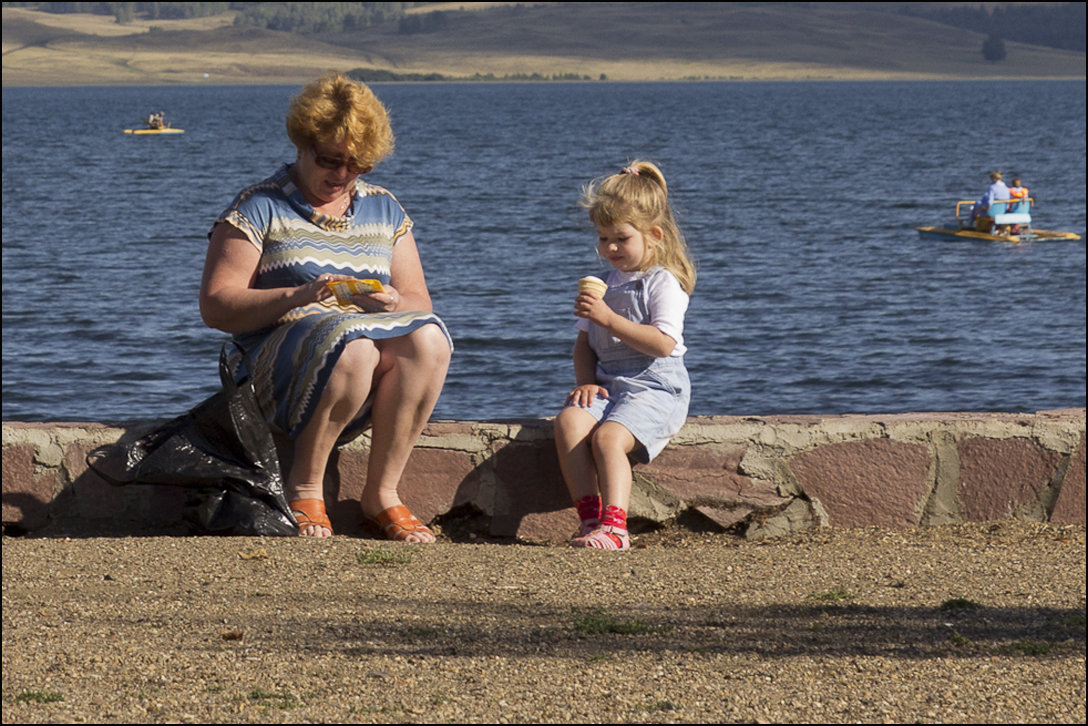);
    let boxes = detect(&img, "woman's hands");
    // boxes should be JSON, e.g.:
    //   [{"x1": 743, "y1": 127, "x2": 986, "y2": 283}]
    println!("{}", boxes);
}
[
  {"x1": 318, "y1": 274, "x2": 400, "y2": 312},
  {"x1": 347, "y1": 284, "x2": 401, "y2": 313},
  {"x1": 309, "y1": 274, "x2": 339, "y2": 304},
  {"x1": 201, "y1": 224, "x2": 432, "y2": 335}
]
